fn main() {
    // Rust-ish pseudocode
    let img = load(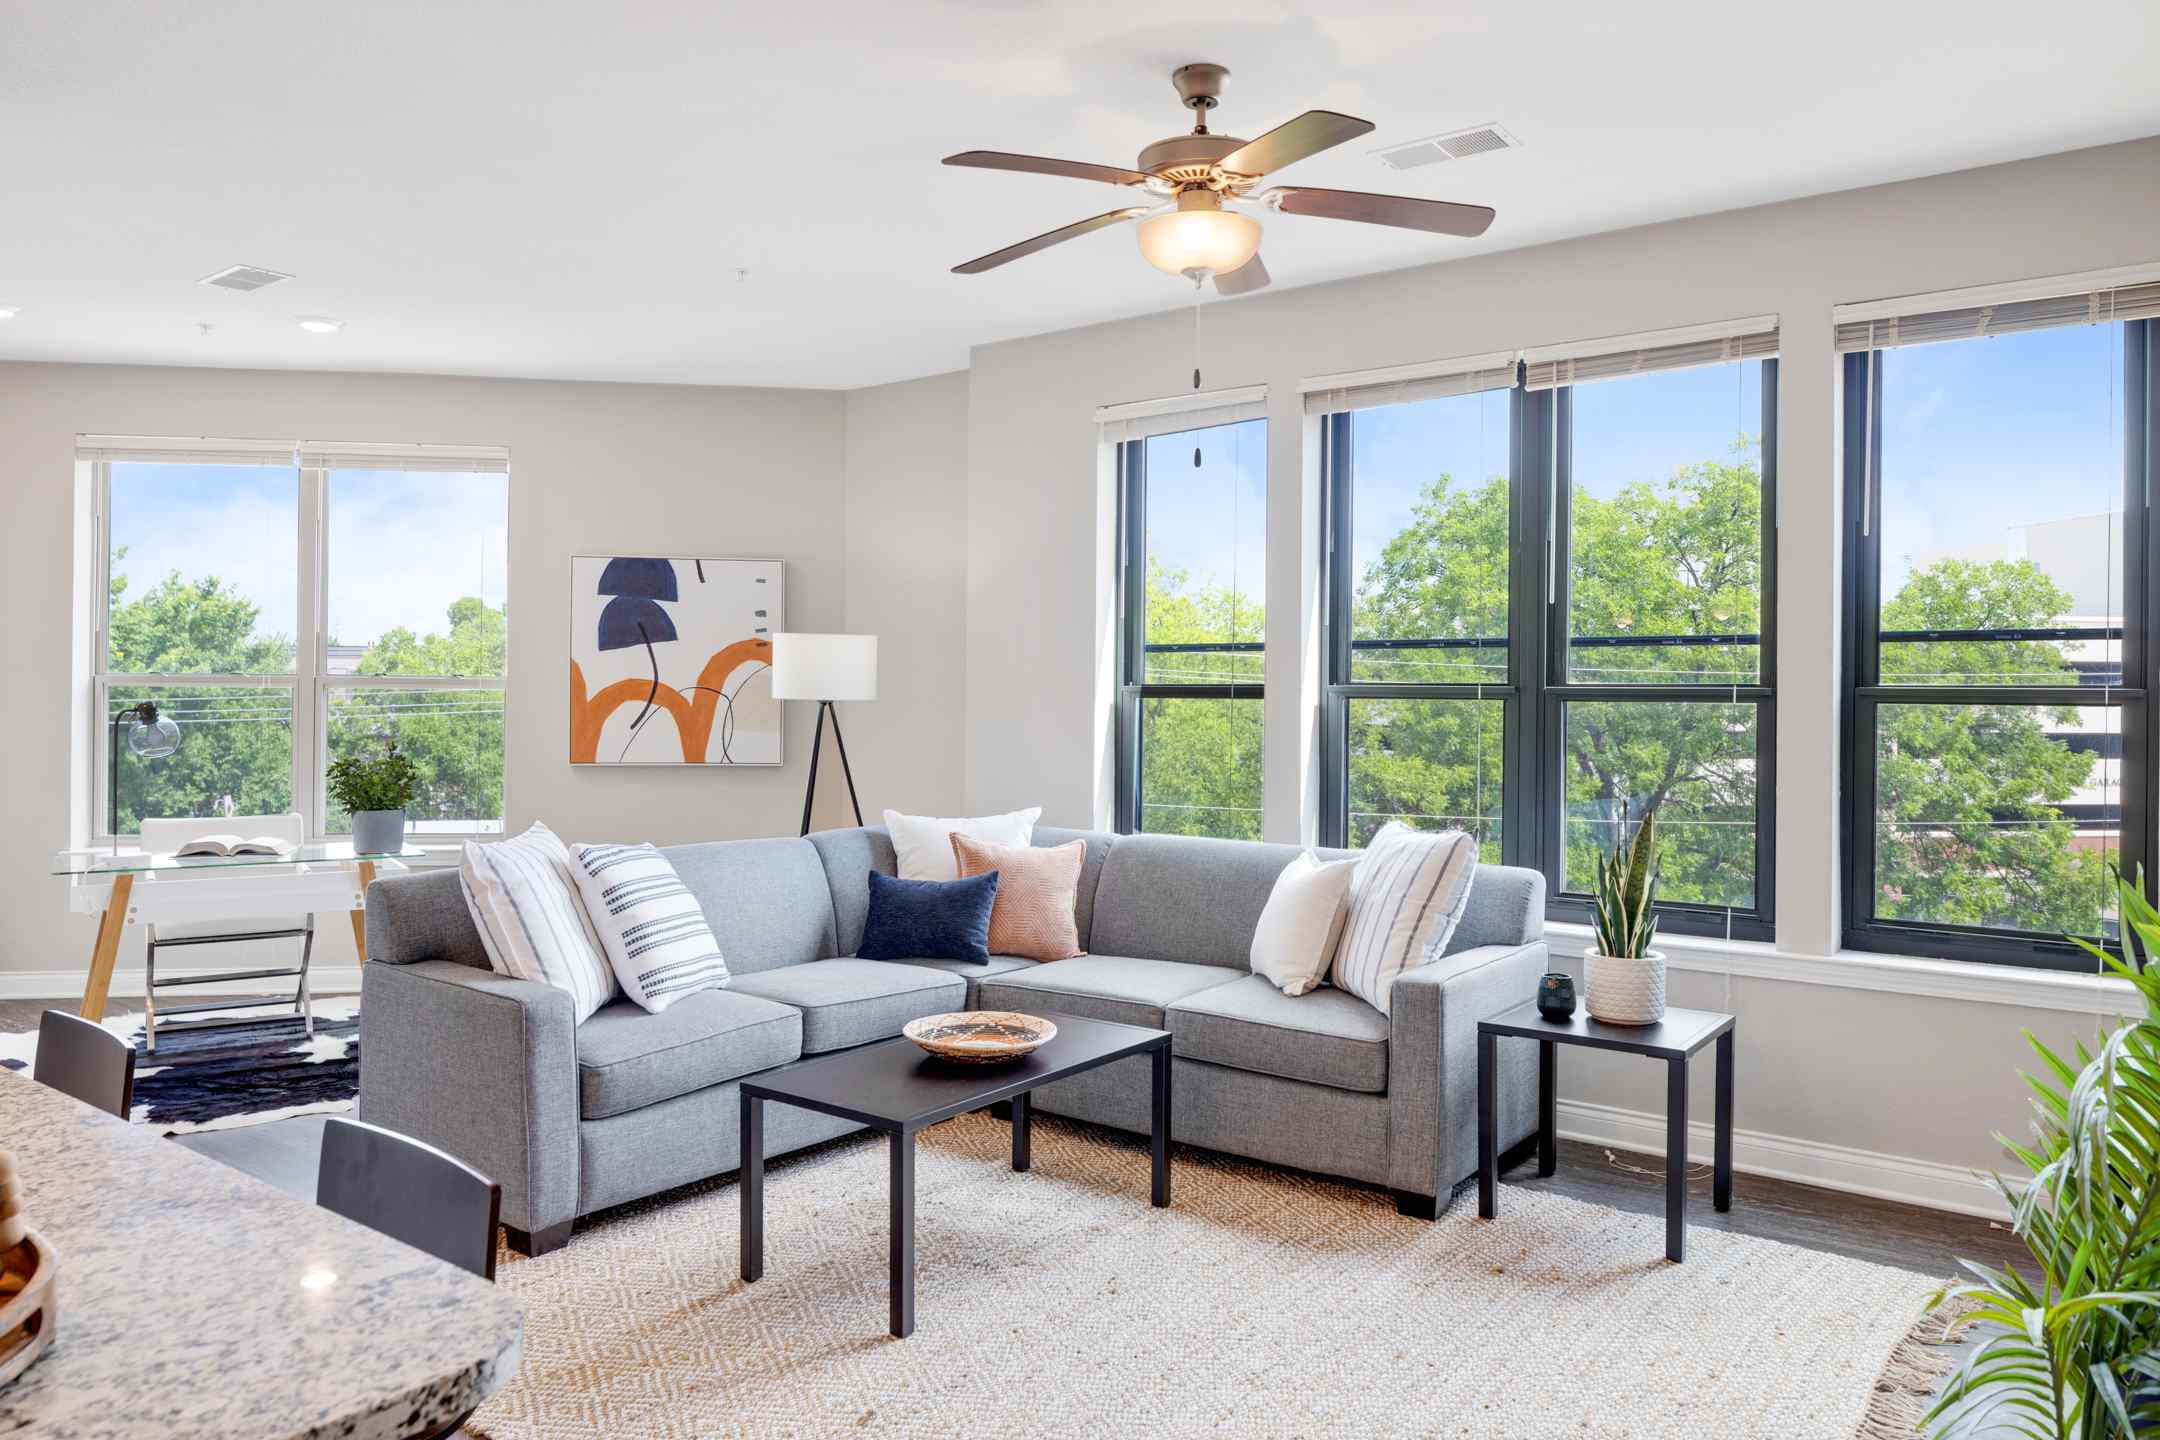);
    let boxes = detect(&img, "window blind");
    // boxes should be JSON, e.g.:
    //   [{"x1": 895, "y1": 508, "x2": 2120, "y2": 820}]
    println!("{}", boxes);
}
[
  {"x1": 1521, "y1": 315, "x2": 1779, "y2": 392},
  {"x1": 1300, "y1": 350, "x2": 1520, "y2": 416},
  {"x1": 1096, "y1": 385, "x2": 1268, "y2": 443},
  {"x1": 1833, "y1": 278, "x2": 2160, "y2": 354},
  {"x1": 298, "y1": 442, "x2": 511, "y2": 474},
  {"x1": 78, "y1": 435, "x2": 511, "y2": 473}
]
